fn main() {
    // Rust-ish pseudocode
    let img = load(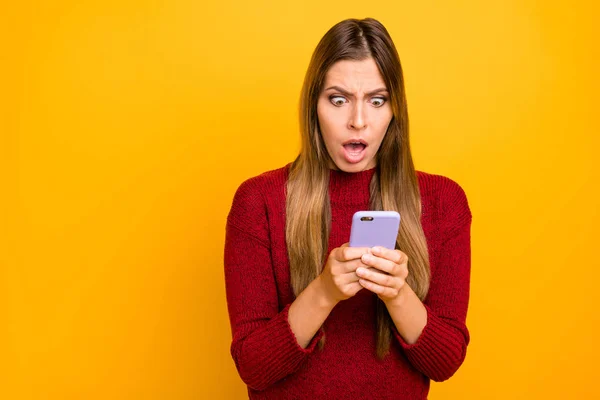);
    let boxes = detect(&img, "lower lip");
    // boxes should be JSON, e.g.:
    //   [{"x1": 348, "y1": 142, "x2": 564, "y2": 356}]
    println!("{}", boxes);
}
[{"x1": 342, "y1": 144, "x2": 367, "y2": 164}]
